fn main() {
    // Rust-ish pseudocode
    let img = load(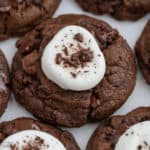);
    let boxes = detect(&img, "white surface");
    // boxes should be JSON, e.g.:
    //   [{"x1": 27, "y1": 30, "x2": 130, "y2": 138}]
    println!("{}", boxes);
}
[
  {"x1": 42, "y1": 25, "x2": 106, "y2": 91},
  {"x1": 0, "y1": 0, "x2": 149, "y2": 149},
  {"x1": 0, "y1": 130, "x2": 66, "y2": 150},
  {"x1": 115, "y1": 121, "x2": 150, "y2": 150}
]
